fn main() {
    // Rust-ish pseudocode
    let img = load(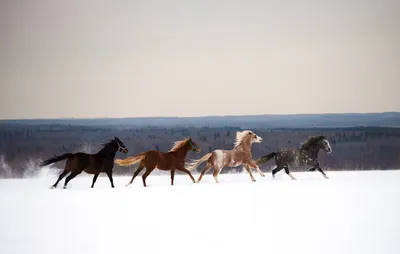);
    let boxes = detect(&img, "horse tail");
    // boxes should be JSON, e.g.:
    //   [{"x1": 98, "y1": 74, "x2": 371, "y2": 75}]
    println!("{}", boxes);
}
[
  {"x1": 186, "y1": 153, "x2": 213, "y2": 171},
  {"x1": 114, "y1": 152, "x2": 146, "y2": 167},
  {"x1": 255, "y1": 152, "x2": 277, "y2": 166},
  {"x1": 40, "y1": 153, "x2": 73, "y2": 167}
]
